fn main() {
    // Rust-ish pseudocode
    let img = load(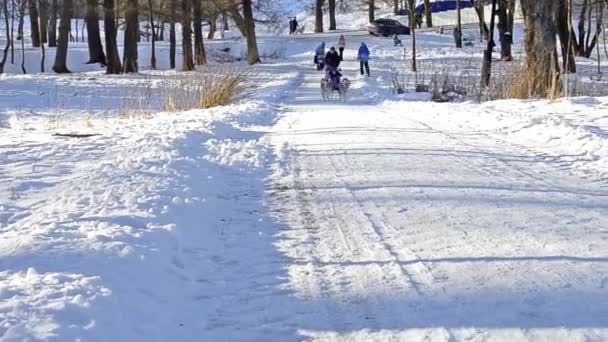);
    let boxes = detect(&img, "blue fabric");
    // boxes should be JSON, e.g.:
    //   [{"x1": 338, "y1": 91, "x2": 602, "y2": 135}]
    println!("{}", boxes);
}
[
  {"x1": 358, "y1": 44, "x2": 370, "y2": 62},
  {"x1": 315, "y1": 43, "x2": 325, "y2": 56},
  {"x1": 414, "y1": 0, "x2": 478, "y2": 15}
]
